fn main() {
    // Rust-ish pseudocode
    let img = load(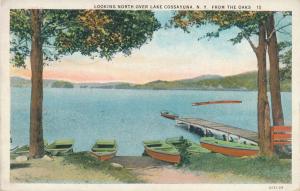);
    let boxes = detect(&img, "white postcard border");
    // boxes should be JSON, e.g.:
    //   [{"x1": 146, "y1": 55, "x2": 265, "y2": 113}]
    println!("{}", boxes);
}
[{"x1": 1, "y1": 1, "x2": 299, "y2": 191}]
